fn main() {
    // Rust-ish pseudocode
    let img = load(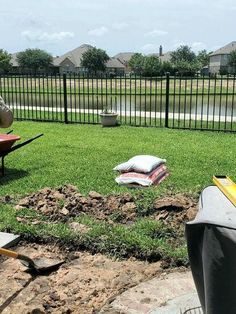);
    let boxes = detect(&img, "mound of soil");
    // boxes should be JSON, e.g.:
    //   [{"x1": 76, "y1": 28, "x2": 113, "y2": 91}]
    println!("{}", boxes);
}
[{"x1": 15, "y1": 185, "x2": 198, "y2": 229}]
